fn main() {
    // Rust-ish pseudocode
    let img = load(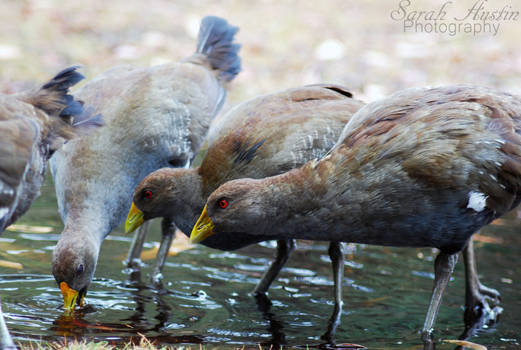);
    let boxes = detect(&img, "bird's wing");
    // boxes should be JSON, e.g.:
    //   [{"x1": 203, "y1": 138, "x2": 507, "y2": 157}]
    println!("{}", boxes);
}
[
  {"x1": 333, "y1": 86, "x2": 521, "y2": 214},
  {"x1": 0, "y1": 115, "x2": 38, "y2": 230}
]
